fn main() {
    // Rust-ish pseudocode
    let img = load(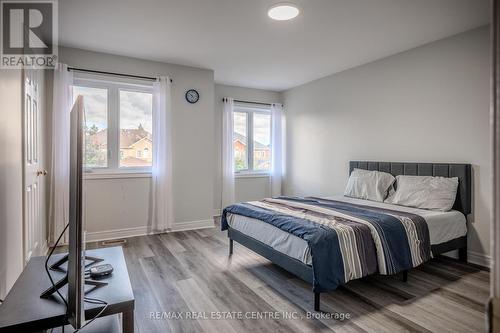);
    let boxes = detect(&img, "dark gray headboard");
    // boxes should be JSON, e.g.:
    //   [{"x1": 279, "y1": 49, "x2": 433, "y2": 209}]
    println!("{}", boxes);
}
[{"x1": 349, "y1": 161, "x2": 472, "y2": 215}]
